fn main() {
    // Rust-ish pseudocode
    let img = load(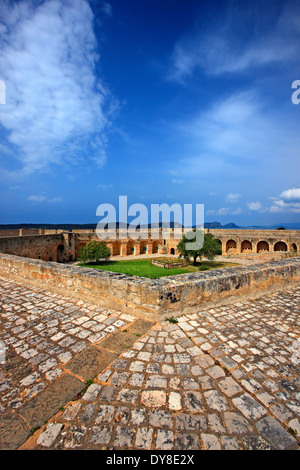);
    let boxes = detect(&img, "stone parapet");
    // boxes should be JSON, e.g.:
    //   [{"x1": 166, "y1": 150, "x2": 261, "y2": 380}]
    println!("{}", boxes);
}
[{"x1": 0, "y1": 253, "x2": 299, "y2": 321}]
